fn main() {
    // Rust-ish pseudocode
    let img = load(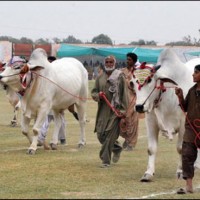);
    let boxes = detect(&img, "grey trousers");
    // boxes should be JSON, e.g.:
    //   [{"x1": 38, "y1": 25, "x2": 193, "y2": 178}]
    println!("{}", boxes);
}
[{"x1": 38, "y1": 112, "x2": 66, "y2": 143}]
